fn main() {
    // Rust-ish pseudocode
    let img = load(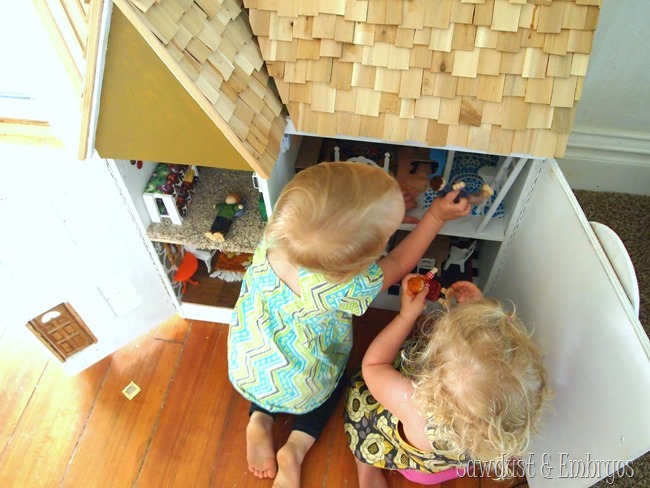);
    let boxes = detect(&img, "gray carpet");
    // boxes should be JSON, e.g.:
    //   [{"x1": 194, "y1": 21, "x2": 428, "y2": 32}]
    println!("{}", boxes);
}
[{"x1": 573, "y1": 190, "x2": 650, "y2": 488}]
